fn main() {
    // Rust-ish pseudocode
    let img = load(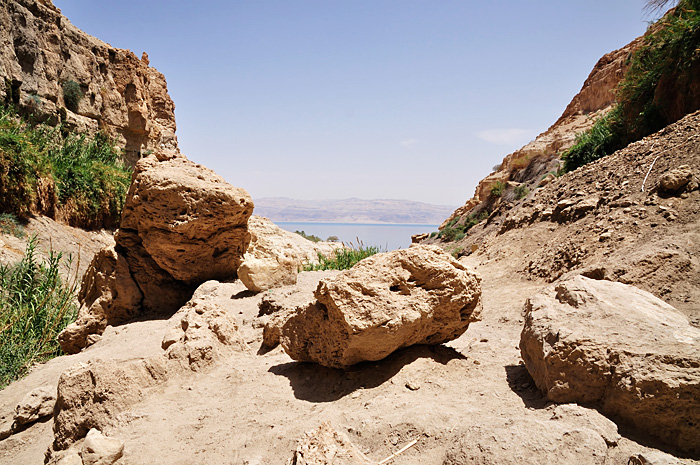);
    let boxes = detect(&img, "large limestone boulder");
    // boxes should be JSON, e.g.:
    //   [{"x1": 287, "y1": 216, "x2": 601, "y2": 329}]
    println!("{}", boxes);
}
[
  {"x1": 59, "y1": 153, "x2": 253, "y2": 354},
  {"x1": 238, "y1": 216, "x2": 343, "y2": 292},
  {"x1": 520, "y1": 276, "x2": 700, "y2": 455},
  {"x1": 281, "y1": 245, "x2": 482, "y2": 368}
]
